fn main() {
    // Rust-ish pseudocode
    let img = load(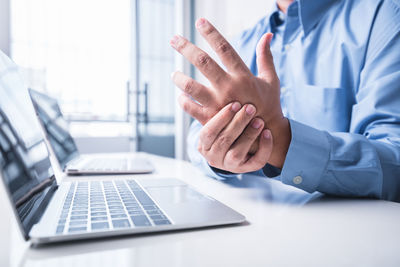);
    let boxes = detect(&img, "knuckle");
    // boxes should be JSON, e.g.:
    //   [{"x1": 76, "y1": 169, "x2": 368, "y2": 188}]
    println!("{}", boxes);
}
[
  {"x1": 244, "y1": 128, "x2": 259, "y2": 140},
  {"x1": 207, "y1": 158, "x2": 218, "y2": 167},
  {"x1": 224, "y1": 156, "x2": 239, "y2": 170},
  {"x1": 216, "y1": 41, "x2": 231, "y2": 54},
  {"x1": 183, "y1": 79, "x2": 195, "y2": 94},
  {"x1": 217, "y1": 135, "x2": 233, "y2": 148},
  {"x1": 203, "y1": 24, "x2": 215, "y2": 36},
  {"x1": 199, "y1": 127, "x2": 213, "y2": 142},
  {"x1": 197, "y1": 53, "x2": 211, "y2": 67},
  {"x1": 226, "y1": 150, "x2": 242, "y2": 163},
  {"x1": 175, "y1": 38, "x2": 187, "y2": 50}
]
